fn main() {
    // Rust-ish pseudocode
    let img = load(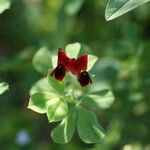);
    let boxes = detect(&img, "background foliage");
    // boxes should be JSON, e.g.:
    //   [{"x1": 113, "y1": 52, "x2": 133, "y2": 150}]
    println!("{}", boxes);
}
[{"x1": 0, "y1": 0, "x2": 150, "y2": 150}]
